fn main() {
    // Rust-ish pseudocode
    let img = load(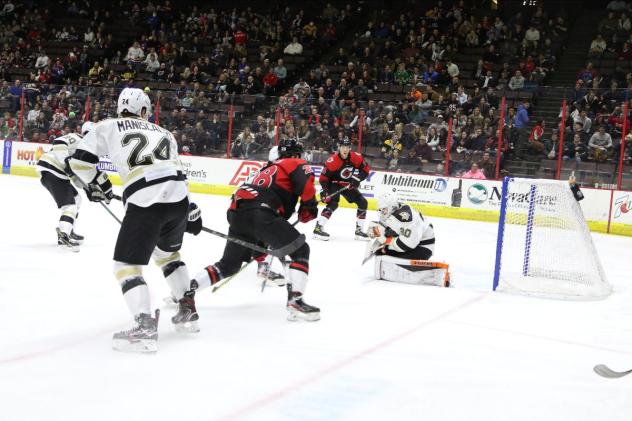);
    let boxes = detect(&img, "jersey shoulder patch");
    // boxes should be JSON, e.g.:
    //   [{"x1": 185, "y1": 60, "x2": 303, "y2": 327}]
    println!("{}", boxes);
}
[{"x1": 393, "y1": 205, "x2": 413, "y2": 222}]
